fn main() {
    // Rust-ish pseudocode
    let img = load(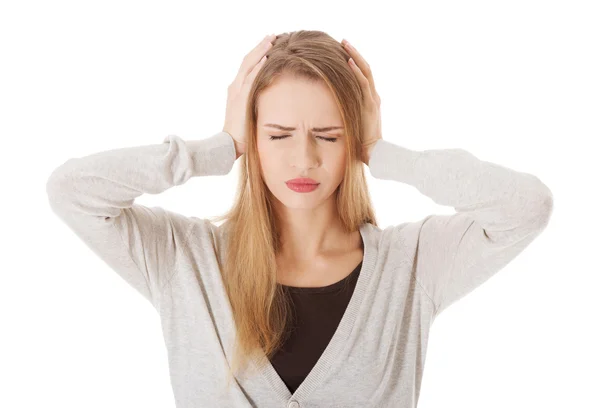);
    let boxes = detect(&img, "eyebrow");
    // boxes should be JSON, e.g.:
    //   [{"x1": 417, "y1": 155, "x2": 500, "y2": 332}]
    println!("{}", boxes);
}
[{"x1": 263, "y1": 123, "x2": 344, "y2": 132}]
